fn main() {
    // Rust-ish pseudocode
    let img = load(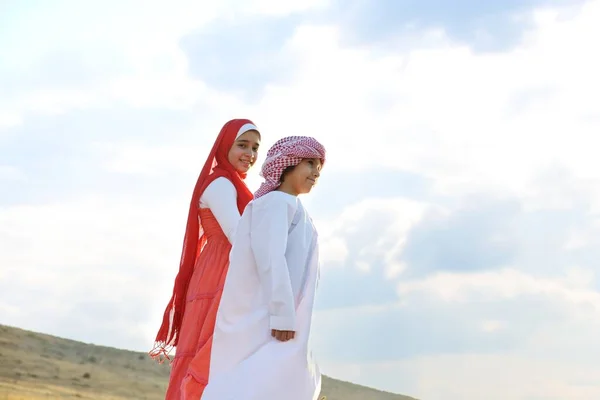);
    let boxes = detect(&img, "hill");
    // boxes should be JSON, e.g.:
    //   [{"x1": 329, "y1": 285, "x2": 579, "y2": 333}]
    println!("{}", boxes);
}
[{"x1": 0, "y1": 324, "x2": 417, "y2": 400}]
